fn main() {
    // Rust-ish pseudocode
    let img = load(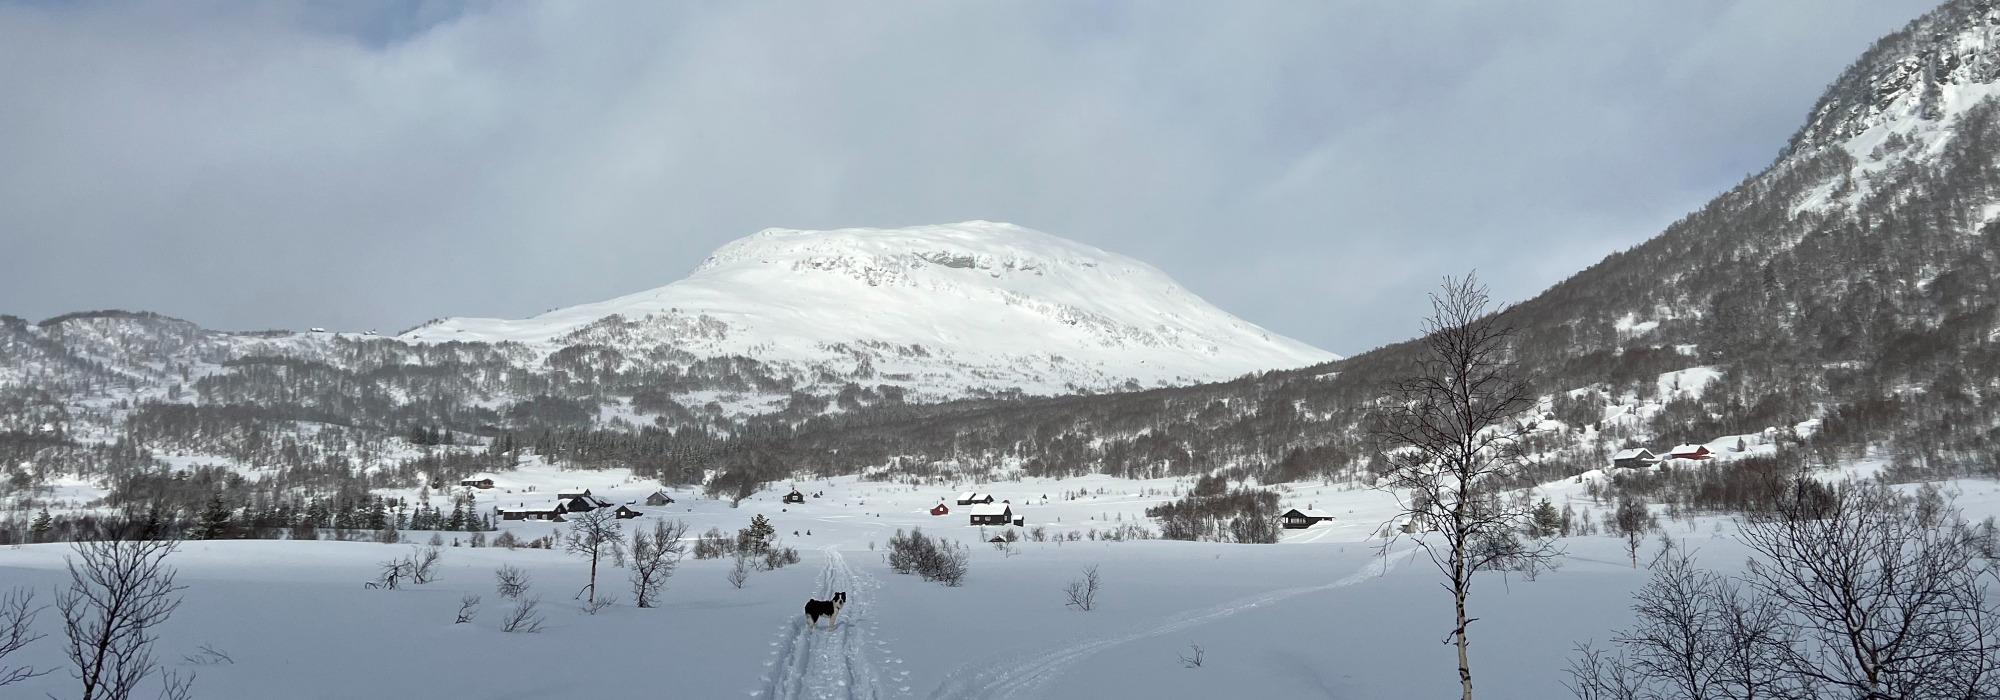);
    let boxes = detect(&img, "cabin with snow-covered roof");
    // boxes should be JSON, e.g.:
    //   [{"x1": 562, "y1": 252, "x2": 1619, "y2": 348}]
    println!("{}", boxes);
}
[
  {"x1": 968, "y1": 503, "x2": 1013, "y2": 525},
  {"x1": 1611, "y1": 448, "x2": 1658, "y2": 469},
  {"x1": 644, "y1": 491, "x2": 676, "y2": 506},
  {"x1": 555, "y1": 493, "x2": 612, "y2": 513},
  {"x1": 1668, "y1": 444, "x2": 1712, "y2": 461},
  {"x1": 956, "y1": 492, "x2": 995, "y2": 506},
  {"x1": 460, "y1": 473, "x2": 498, "y2": 489},
  {"x1": 1279, "y1": 508, "x2": 1335, "y2": 529},
  {"x1": 498, "y1": 503, "x2": 566, "y2": 522}
]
